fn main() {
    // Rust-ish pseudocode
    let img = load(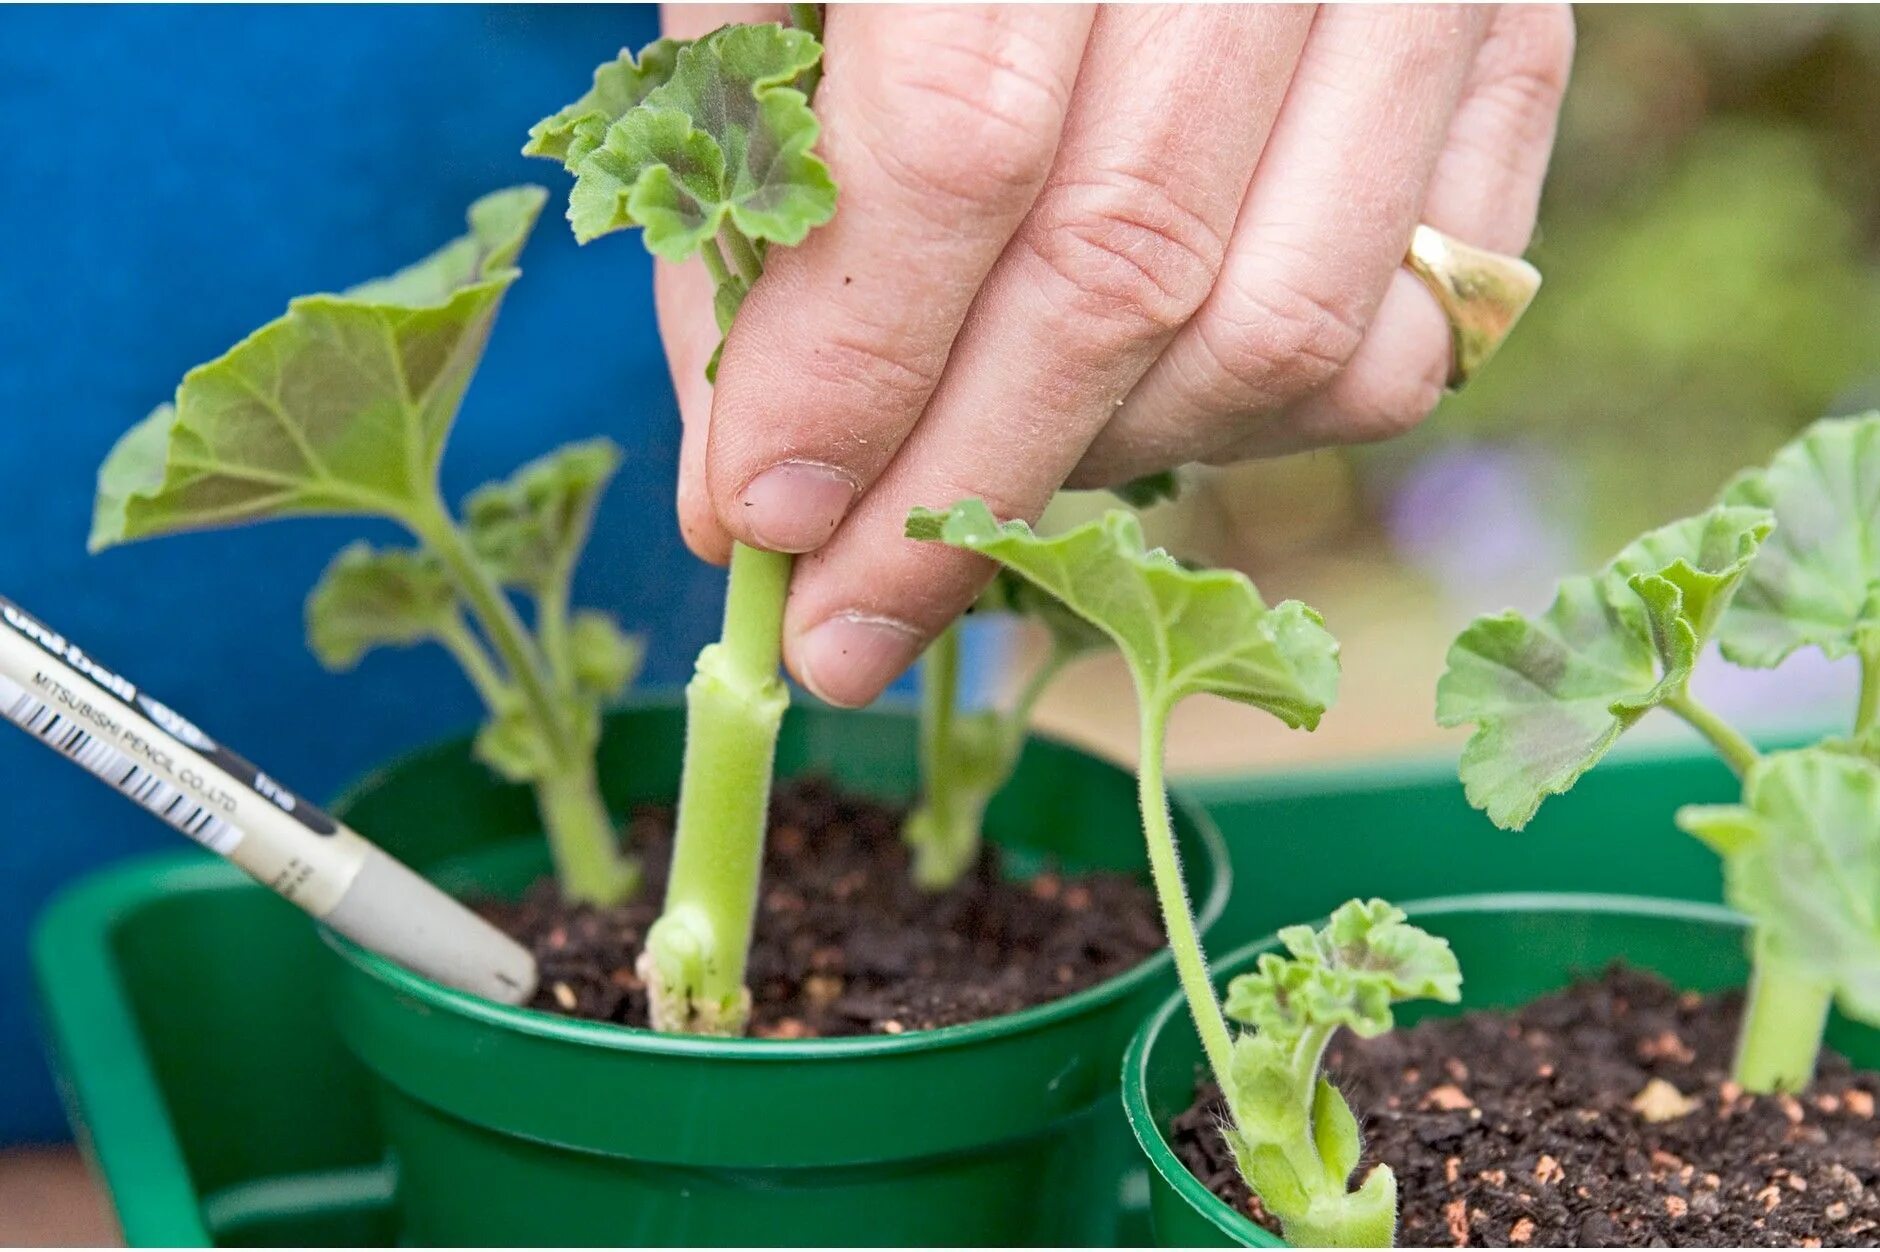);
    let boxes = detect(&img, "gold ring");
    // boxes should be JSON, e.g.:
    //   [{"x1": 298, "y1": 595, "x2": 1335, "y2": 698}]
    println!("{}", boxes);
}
[{"x1": 1403, "y1": 224, "x2": 1542, "y2": 391}]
